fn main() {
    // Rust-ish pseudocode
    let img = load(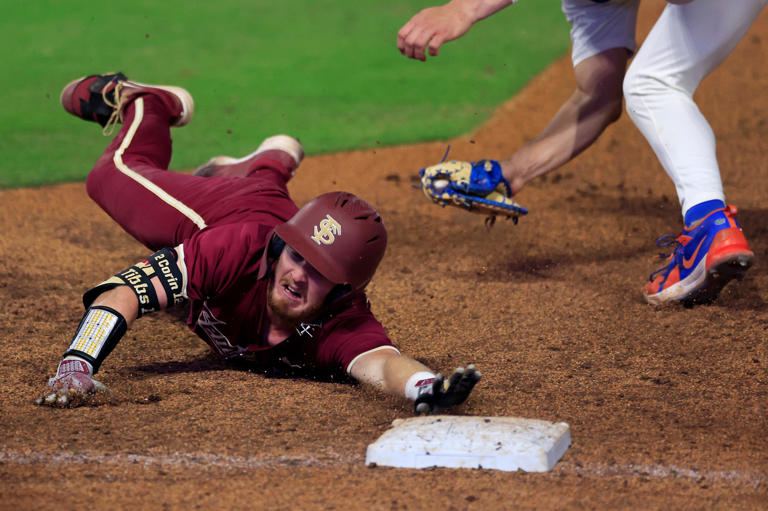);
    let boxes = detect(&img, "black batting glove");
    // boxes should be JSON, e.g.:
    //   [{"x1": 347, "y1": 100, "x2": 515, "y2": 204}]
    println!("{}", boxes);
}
[{"x1": 414, "y1": 364, "x2": 481, "y2": 414}]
